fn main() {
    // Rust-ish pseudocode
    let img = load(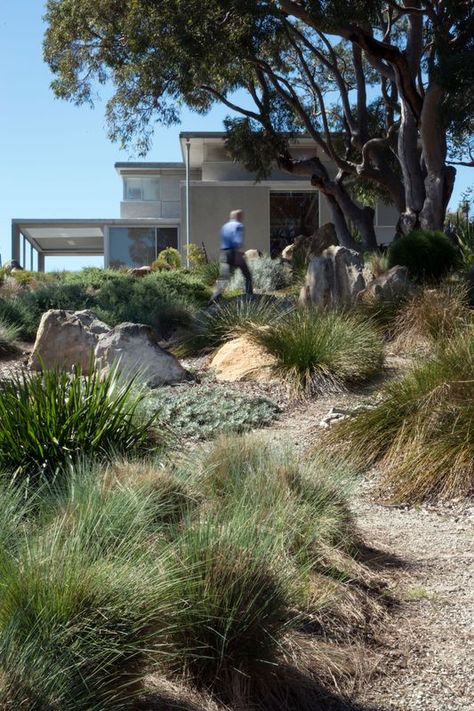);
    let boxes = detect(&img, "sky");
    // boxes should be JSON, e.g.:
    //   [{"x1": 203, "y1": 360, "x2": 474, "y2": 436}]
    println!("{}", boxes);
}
[{"x1": 0, "y1": 1, "x2": 472, "y2": 272}]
